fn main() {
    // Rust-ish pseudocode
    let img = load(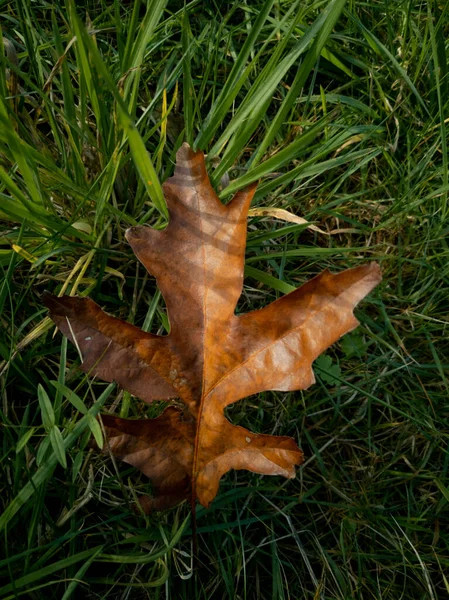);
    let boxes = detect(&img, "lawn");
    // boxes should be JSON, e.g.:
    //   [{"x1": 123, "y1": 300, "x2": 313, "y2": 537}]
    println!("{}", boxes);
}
[{"x1": 0, "y1": 0, "x2": 448, "y2": 598}]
